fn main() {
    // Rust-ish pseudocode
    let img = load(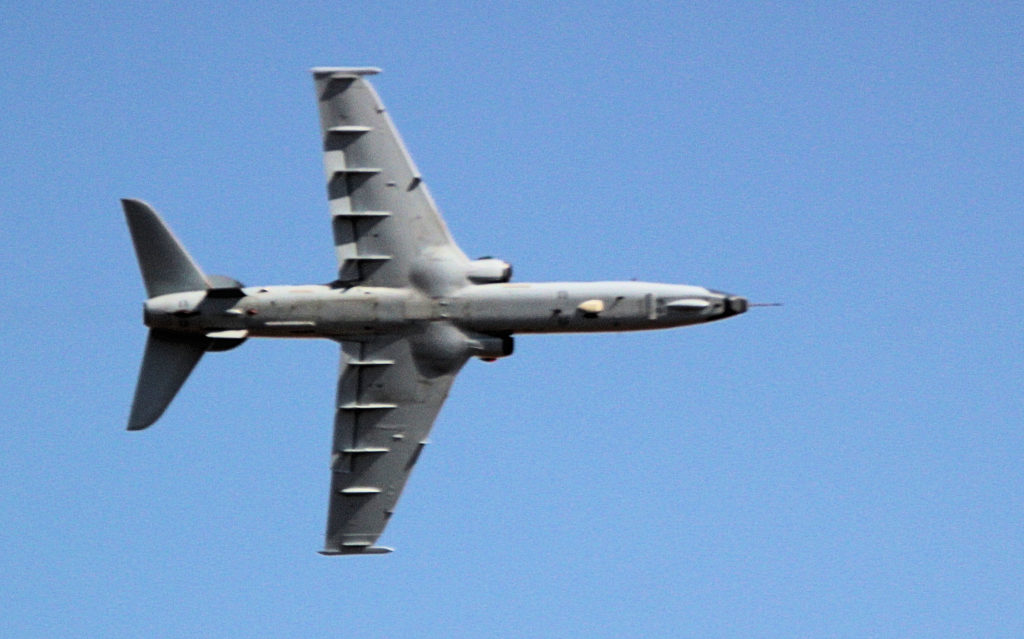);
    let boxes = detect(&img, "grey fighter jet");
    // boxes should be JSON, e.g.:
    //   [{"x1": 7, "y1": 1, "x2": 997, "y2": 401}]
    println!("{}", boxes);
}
[{"x1": 124, "y1": 67, "x2": 748, "y2": 555}]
